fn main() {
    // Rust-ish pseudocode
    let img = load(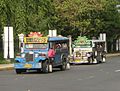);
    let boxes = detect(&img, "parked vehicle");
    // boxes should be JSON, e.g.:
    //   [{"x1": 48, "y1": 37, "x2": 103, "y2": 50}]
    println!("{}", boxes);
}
[
  {"x1": 70, "y1": 36, "x2": 106, "y2": 64},
  {"x1": 14, "y1": 32, "x2": 70, "y2": 74}
]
